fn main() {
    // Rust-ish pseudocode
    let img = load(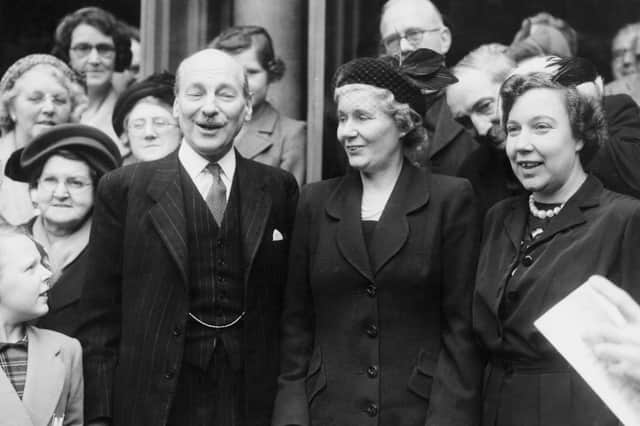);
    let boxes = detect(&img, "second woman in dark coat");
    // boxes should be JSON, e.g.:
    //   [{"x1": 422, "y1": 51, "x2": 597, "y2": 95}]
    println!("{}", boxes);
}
[{"x1": 273, "y1": 49, "x2": 483, "y2": 426}]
